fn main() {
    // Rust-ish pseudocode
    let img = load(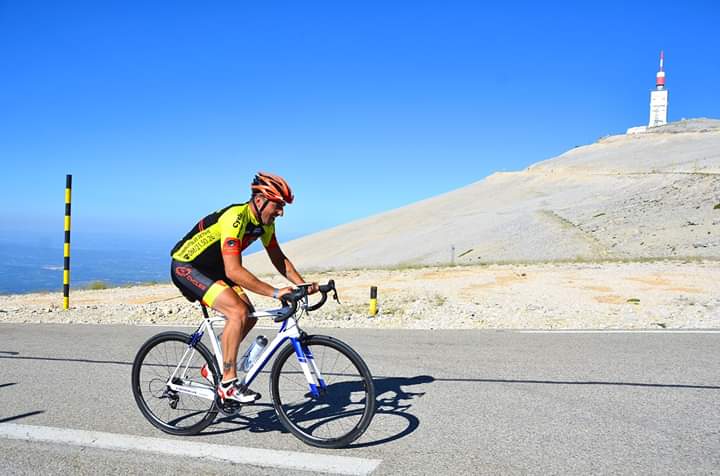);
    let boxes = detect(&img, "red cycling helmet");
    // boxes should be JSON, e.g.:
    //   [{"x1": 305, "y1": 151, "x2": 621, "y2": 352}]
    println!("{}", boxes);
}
[{"x1": 251, "y1": 172, "x2": 294, "y2": 204}]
